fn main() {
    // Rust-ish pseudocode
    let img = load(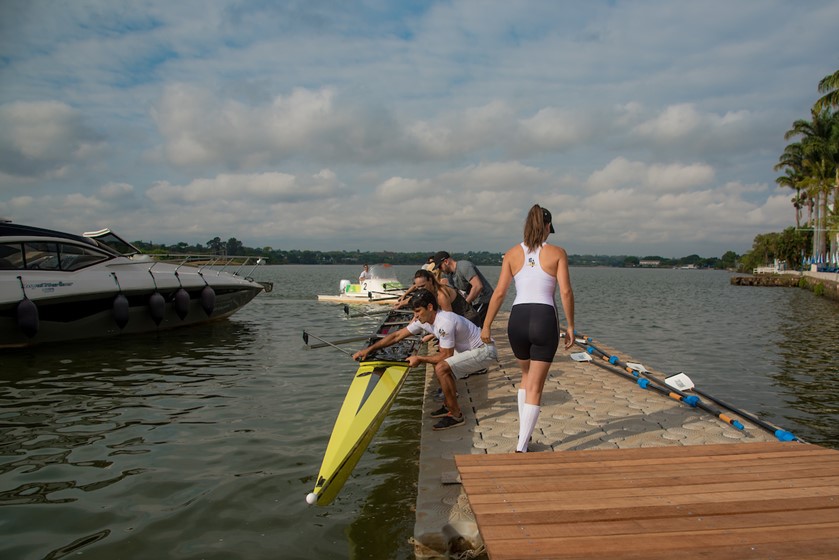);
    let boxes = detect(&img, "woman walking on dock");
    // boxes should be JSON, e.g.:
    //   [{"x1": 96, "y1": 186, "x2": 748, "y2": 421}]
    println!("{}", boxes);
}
[{"x1": 481, "y1": 204, "x2": 575, "y2": 452}]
